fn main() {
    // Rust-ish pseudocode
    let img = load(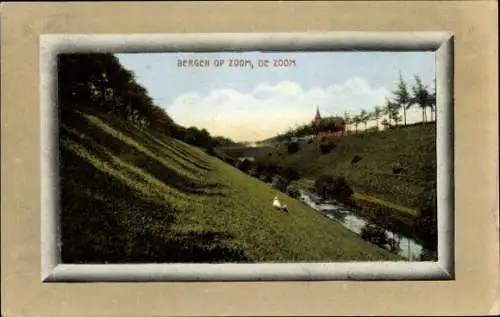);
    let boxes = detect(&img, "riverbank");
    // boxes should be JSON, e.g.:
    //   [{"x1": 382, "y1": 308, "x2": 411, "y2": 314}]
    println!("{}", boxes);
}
[
  {"x1": 294, "y1": 178, "x2": 418, "y2": 216},
  {"x1": 216, "y1": 124, "x2": 437, "y2": 253},
  {"x1": 297, "y1": 189, "x2": 429, "y2": 261},
  {"x1": 292, "y1": 177, "x2": 430, "y2": 252}
]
